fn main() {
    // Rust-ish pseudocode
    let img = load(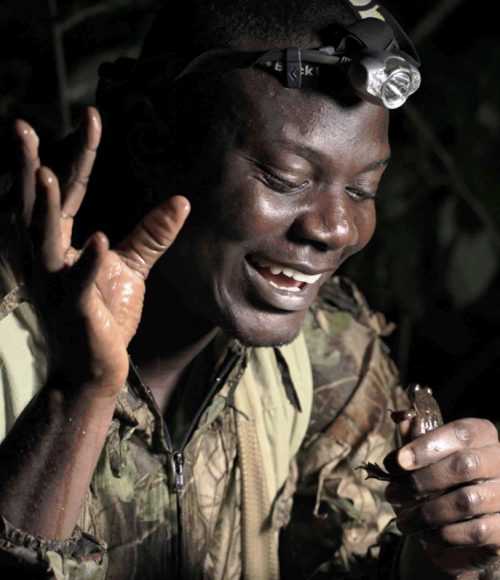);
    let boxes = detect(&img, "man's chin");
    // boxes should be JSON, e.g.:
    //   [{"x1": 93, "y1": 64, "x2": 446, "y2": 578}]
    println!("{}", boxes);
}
[{"x1": 217, "y1": 311, "x2": 305, "y2": 348}]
